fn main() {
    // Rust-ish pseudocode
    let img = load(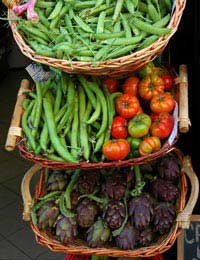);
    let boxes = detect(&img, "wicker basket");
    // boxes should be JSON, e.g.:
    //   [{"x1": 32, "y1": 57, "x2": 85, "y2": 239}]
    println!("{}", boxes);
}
[
  {"x1": 8, "y1": 0, "x2": 186, "y2": 76},
  {"x1": 21, "y1": 148, "x2": 199, "y2": 258},
  {"x1": 5, "y1": 65, "x2": 190, "y2": 170}
]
